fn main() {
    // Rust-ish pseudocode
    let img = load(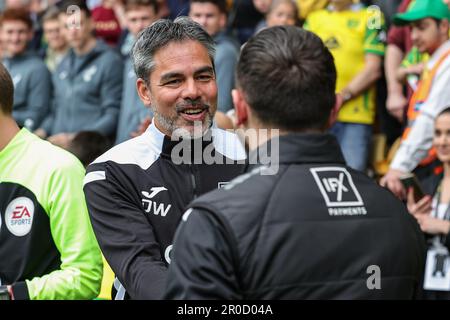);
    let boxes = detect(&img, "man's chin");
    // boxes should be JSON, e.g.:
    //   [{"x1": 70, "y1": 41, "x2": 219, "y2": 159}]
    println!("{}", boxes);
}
[{"x1": 172, "y1": 119, "x2": 213, "y2": 140}]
